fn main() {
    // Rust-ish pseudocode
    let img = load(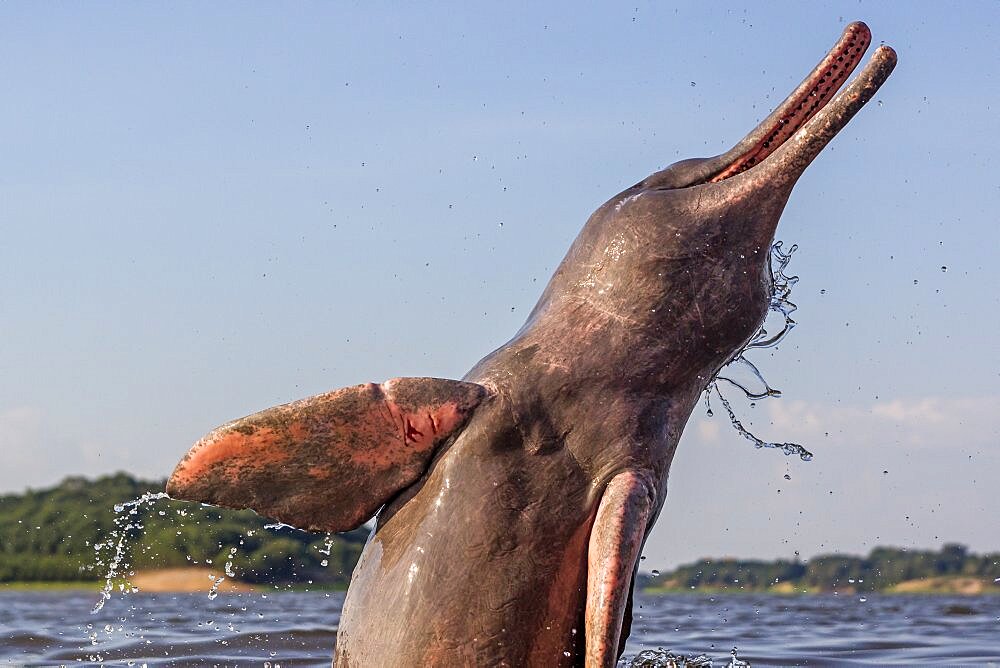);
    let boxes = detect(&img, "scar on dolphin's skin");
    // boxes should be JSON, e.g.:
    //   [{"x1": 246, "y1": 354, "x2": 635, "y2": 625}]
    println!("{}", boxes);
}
[{"x1": 168, "y1": 21, "x2": 895, "y2": 668}]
